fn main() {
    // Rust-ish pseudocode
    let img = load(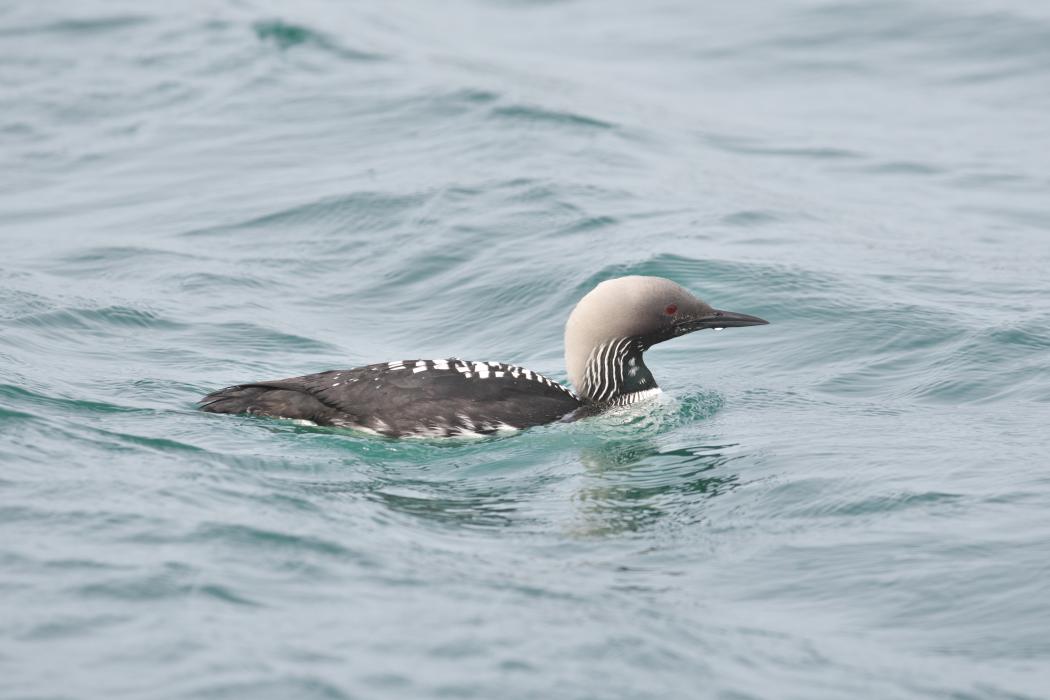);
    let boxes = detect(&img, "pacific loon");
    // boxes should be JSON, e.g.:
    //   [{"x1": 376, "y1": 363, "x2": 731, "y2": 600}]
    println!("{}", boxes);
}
[{"x1": 199, "y1": 276, "x2": 768, "y2": 437}]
